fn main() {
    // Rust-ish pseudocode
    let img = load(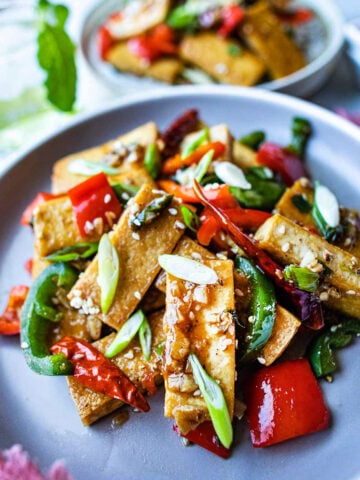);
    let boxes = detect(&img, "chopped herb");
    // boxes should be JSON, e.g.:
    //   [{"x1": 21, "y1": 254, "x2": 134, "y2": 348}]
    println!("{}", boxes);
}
[
  {"x1": 283, "y1": 265, "x2": 319, "y2": 293},
  {"x1": 238, "y1": 131, "x2": 266, "y2": 151},
  {"x1": 139, "y1": 316, "x2": 152, "y2": 360},
  {"x1": 180, "y1": 205, "x2": 201, "y2": 233},
  {"x1": 291, "y1": 194, "x2": 312, "y2": 213},
  {"x1": 130, "y1": 195, "x2": 173, "y2": 231},
  {"x1": 43, "y1": 242, "x2": 98, "y2": 263}
]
